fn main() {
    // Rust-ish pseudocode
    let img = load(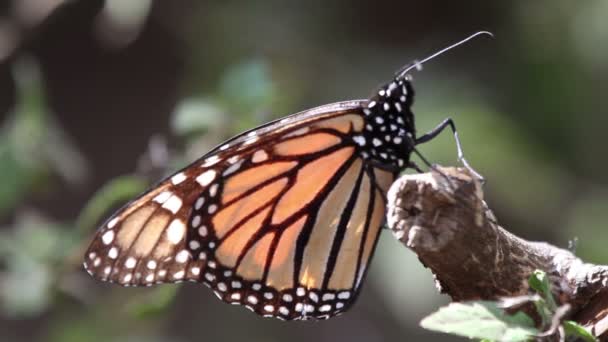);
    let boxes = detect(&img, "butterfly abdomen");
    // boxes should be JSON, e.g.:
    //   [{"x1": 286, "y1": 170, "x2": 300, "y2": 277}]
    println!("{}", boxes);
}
[{"x1": 354, "y1": 78, "x2": 416, "y2": 169}]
